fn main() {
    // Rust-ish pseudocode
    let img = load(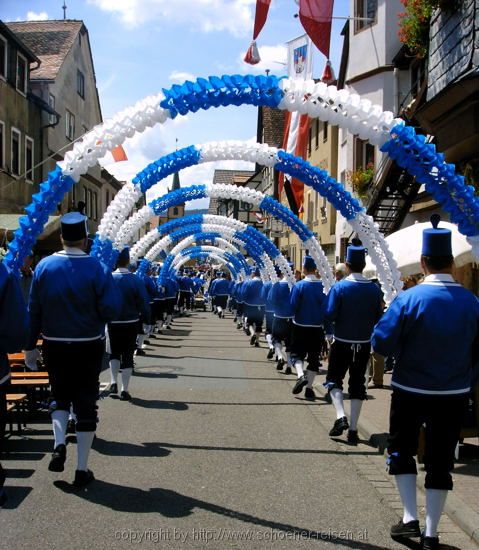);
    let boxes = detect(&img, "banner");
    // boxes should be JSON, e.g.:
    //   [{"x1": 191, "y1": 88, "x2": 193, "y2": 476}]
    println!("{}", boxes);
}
[
  {"x1": 280, "y1": 34, "x2": 313, "y2": 213},
  {"x1": 299, "y1": 0, "x2": 334, "y2": 60},
  {"x1": 244, "y1": 0, "x2": 272, "y2": 65}
]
